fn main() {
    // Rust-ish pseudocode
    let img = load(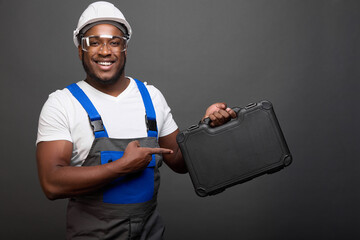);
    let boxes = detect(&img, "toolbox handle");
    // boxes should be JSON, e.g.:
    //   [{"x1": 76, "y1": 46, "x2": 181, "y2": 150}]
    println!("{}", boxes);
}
[
  {"x1": 202, "y1": 106, "x2": 242, "y2": 126},
  {"x1": 201, "y1": 101, "x2": 270, "y2": 127}
]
